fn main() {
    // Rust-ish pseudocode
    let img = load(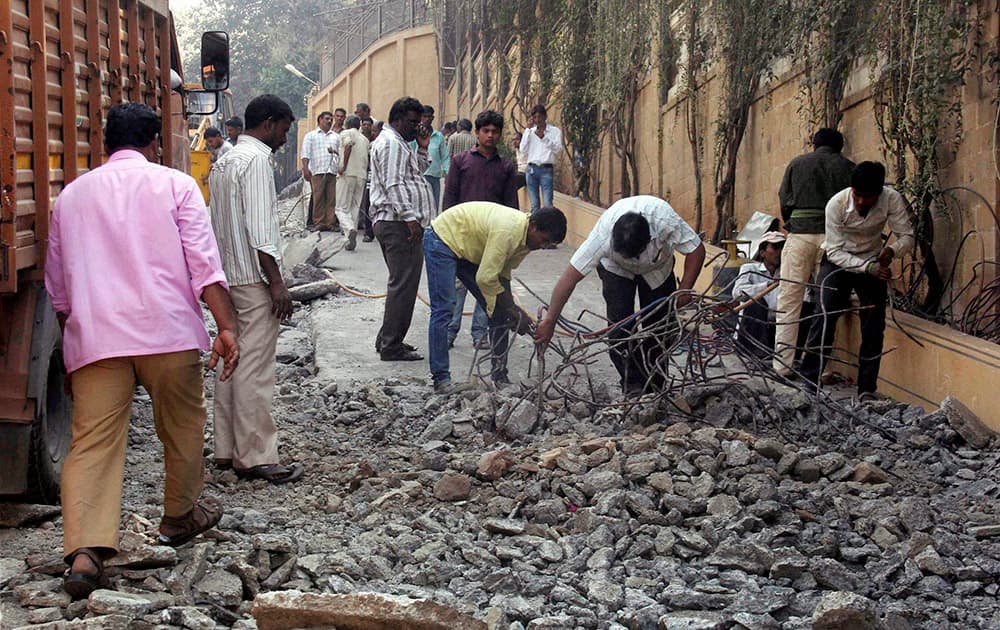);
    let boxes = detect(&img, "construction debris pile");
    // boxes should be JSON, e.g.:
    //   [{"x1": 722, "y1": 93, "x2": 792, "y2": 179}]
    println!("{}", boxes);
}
[{"x1": 2, "y1": 295, "x2": 999, "y2": 629}]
